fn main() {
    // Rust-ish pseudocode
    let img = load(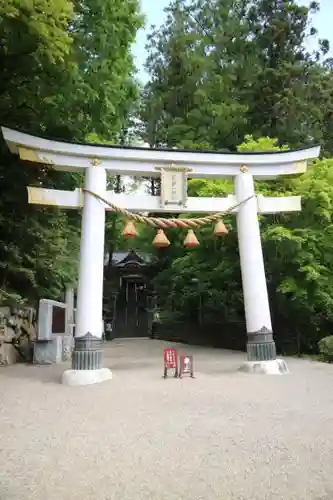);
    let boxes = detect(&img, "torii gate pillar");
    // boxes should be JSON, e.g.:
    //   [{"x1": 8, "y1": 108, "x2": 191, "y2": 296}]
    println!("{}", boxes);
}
[
  {"x1": 235, "y1": 171, "x2": 287, "y2": 374},
  {"x1": 62, "y1": 166, "x2": 112, "y2": 385}
]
